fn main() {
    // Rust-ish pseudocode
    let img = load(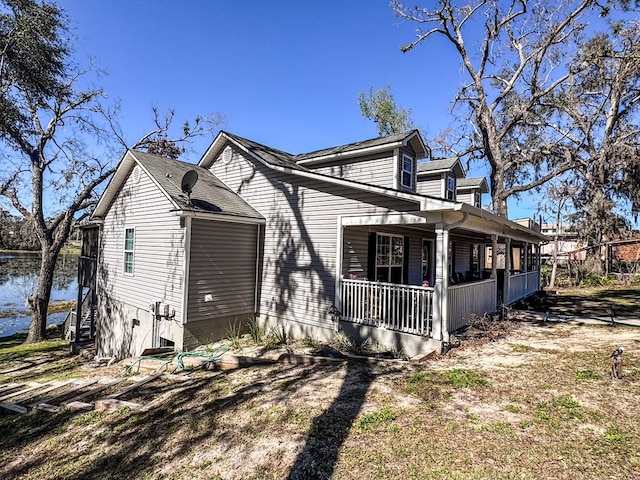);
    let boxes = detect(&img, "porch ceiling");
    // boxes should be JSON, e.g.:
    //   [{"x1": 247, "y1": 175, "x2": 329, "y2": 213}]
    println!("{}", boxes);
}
[{"x1": 340, "y1": 204, "x2": 547, "y2": 244}]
